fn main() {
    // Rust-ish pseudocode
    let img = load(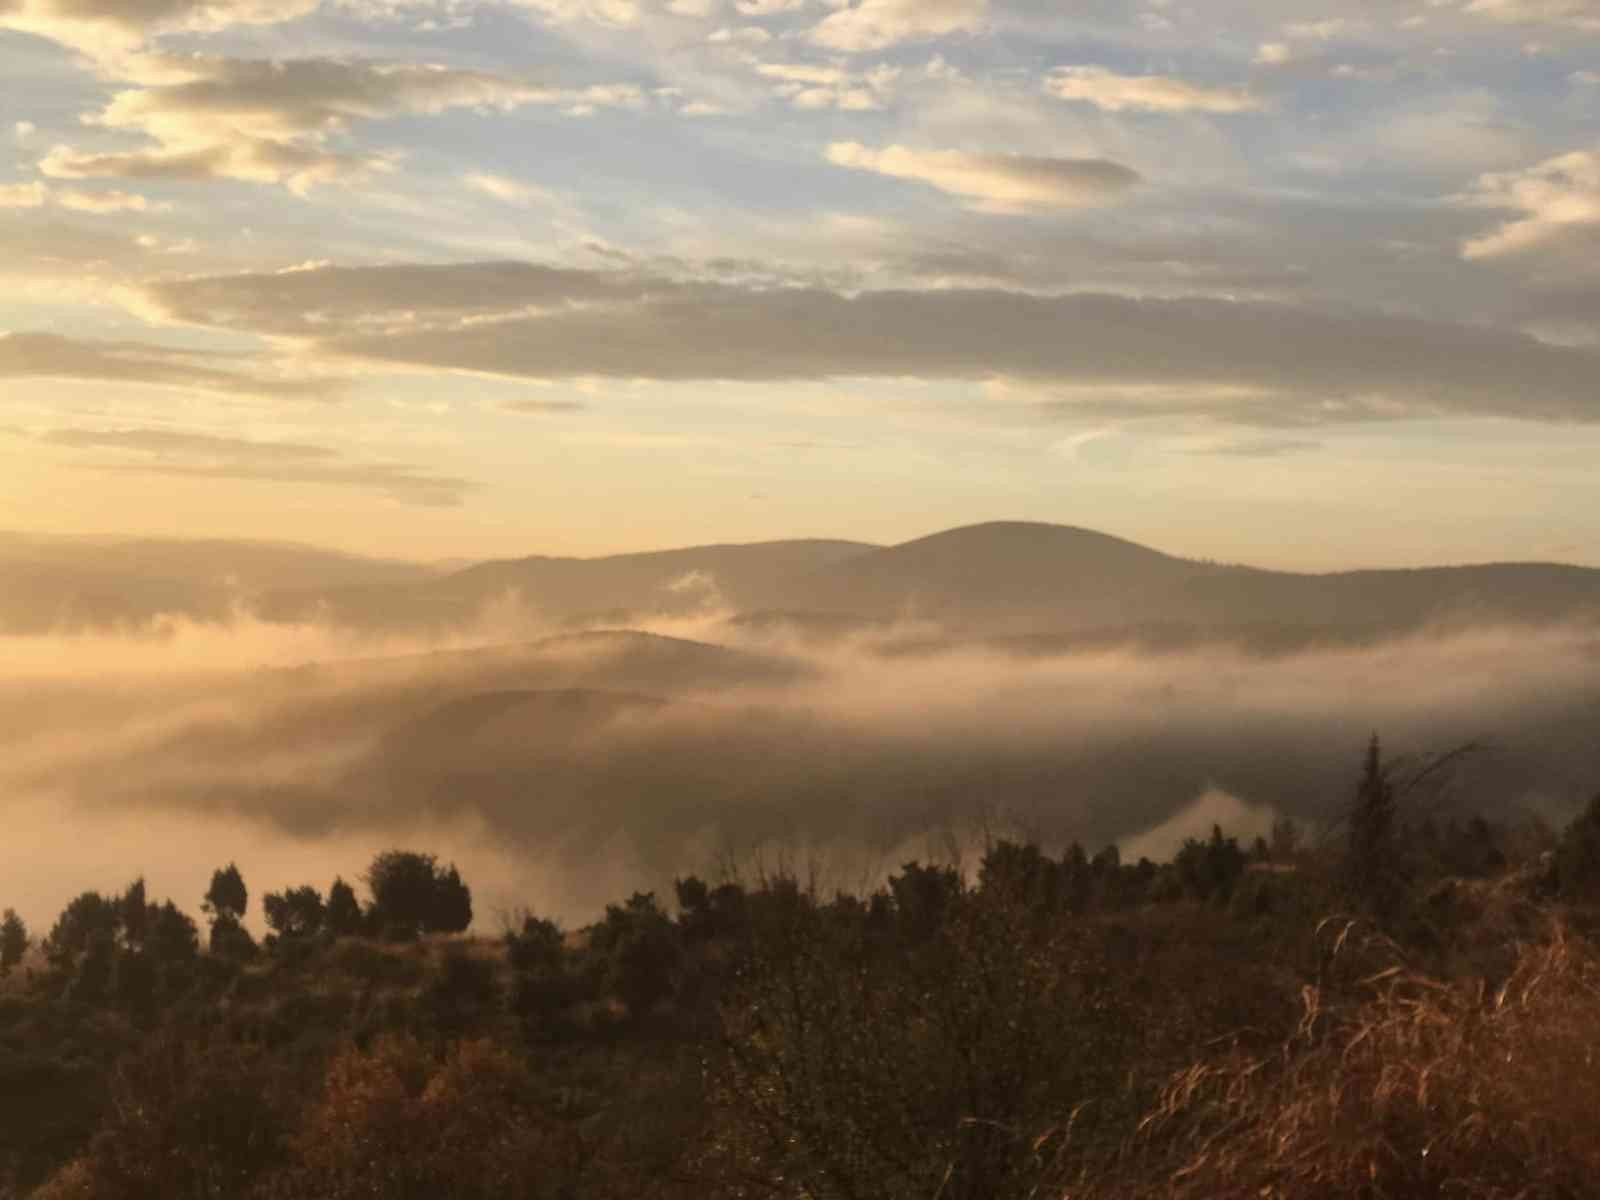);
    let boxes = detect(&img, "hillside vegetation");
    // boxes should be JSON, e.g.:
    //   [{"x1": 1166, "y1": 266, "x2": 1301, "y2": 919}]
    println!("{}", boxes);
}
[{"x1": 3, "y1": 740, "x2": 1600, "y2": 1199}]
